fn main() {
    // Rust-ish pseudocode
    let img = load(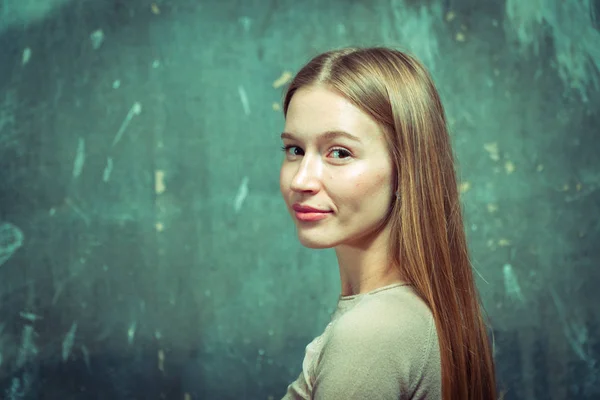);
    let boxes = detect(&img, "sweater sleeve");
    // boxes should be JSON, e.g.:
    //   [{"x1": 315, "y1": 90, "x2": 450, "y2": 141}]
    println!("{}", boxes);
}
[{"x1": 312, "y1": 300, "x2": 440, "y2": 400}]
